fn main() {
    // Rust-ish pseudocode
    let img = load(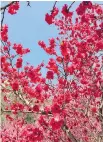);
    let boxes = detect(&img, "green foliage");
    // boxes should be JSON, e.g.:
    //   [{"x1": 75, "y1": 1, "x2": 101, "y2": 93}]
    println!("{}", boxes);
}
[{"x1": 25, "y1": 113, "x2": 35, "y2": 123}]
